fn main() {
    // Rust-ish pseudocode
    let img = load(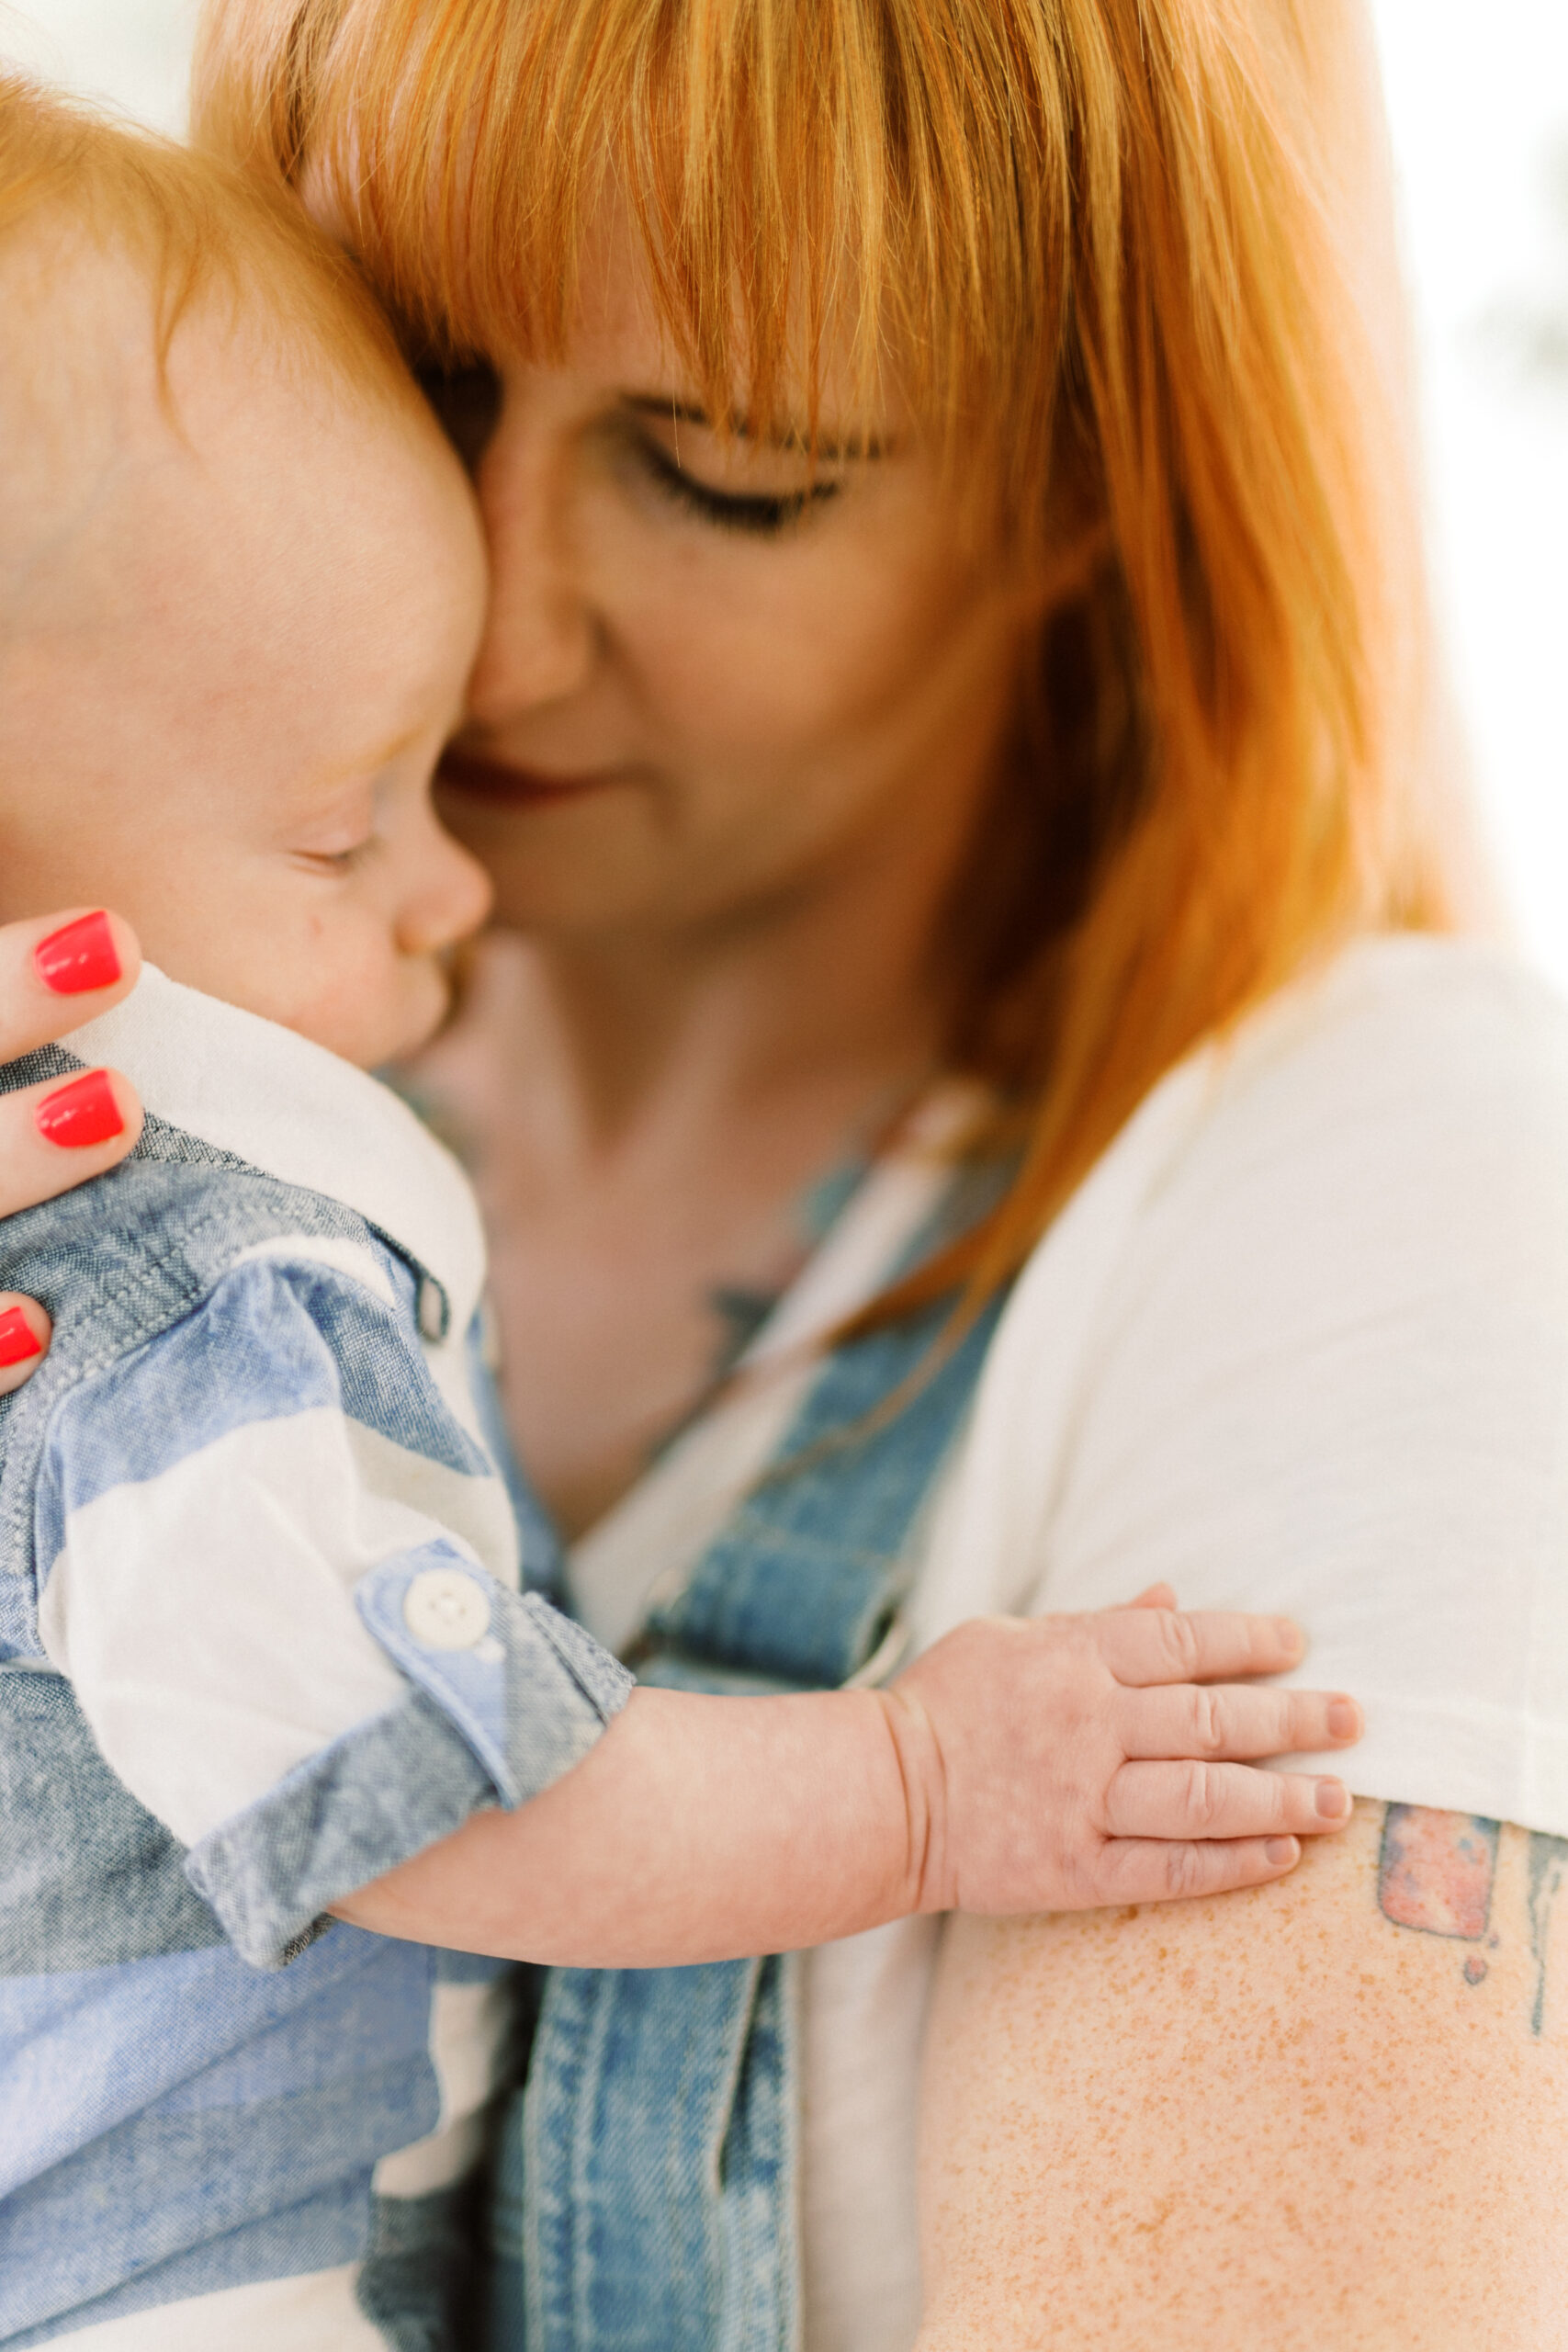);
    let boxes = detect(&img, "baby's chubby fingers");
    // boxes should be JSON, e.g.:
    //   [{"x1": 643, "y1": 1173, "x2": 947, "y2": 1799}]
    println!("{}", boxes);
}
[
  {"x1": 1093, "y1": 1602, "x2": 1306, "y2": 1688},
  {"x1": 1120, "y1": 1682, "x2": 1362, "y2": 1762},
  {"x1": 1104, "y1": 1758, "x2": 1354, "y2": 1843},
  {"x1": 1092, "y1": 1834, "x2": 1303, "y2": 1907}
]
